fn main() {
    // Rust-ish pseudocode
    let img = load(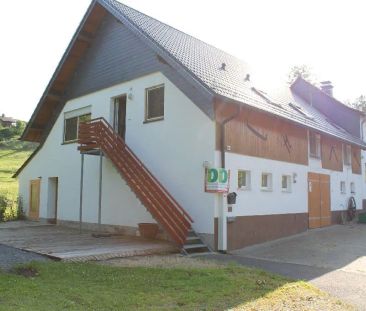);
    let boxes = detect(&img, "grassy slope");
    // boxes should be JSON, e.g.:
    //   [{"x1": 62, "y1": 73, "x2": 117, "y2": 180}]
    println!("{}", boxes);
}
[
  {"x1": 0, "y1": 140, "x2": 35, "y2": 220},
  {"x1": 0, "y1": 148, "x2": 32, "y2": 201},
  {"x1": 0, "y1": 262, "x2": 353, "y2": 311}
]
